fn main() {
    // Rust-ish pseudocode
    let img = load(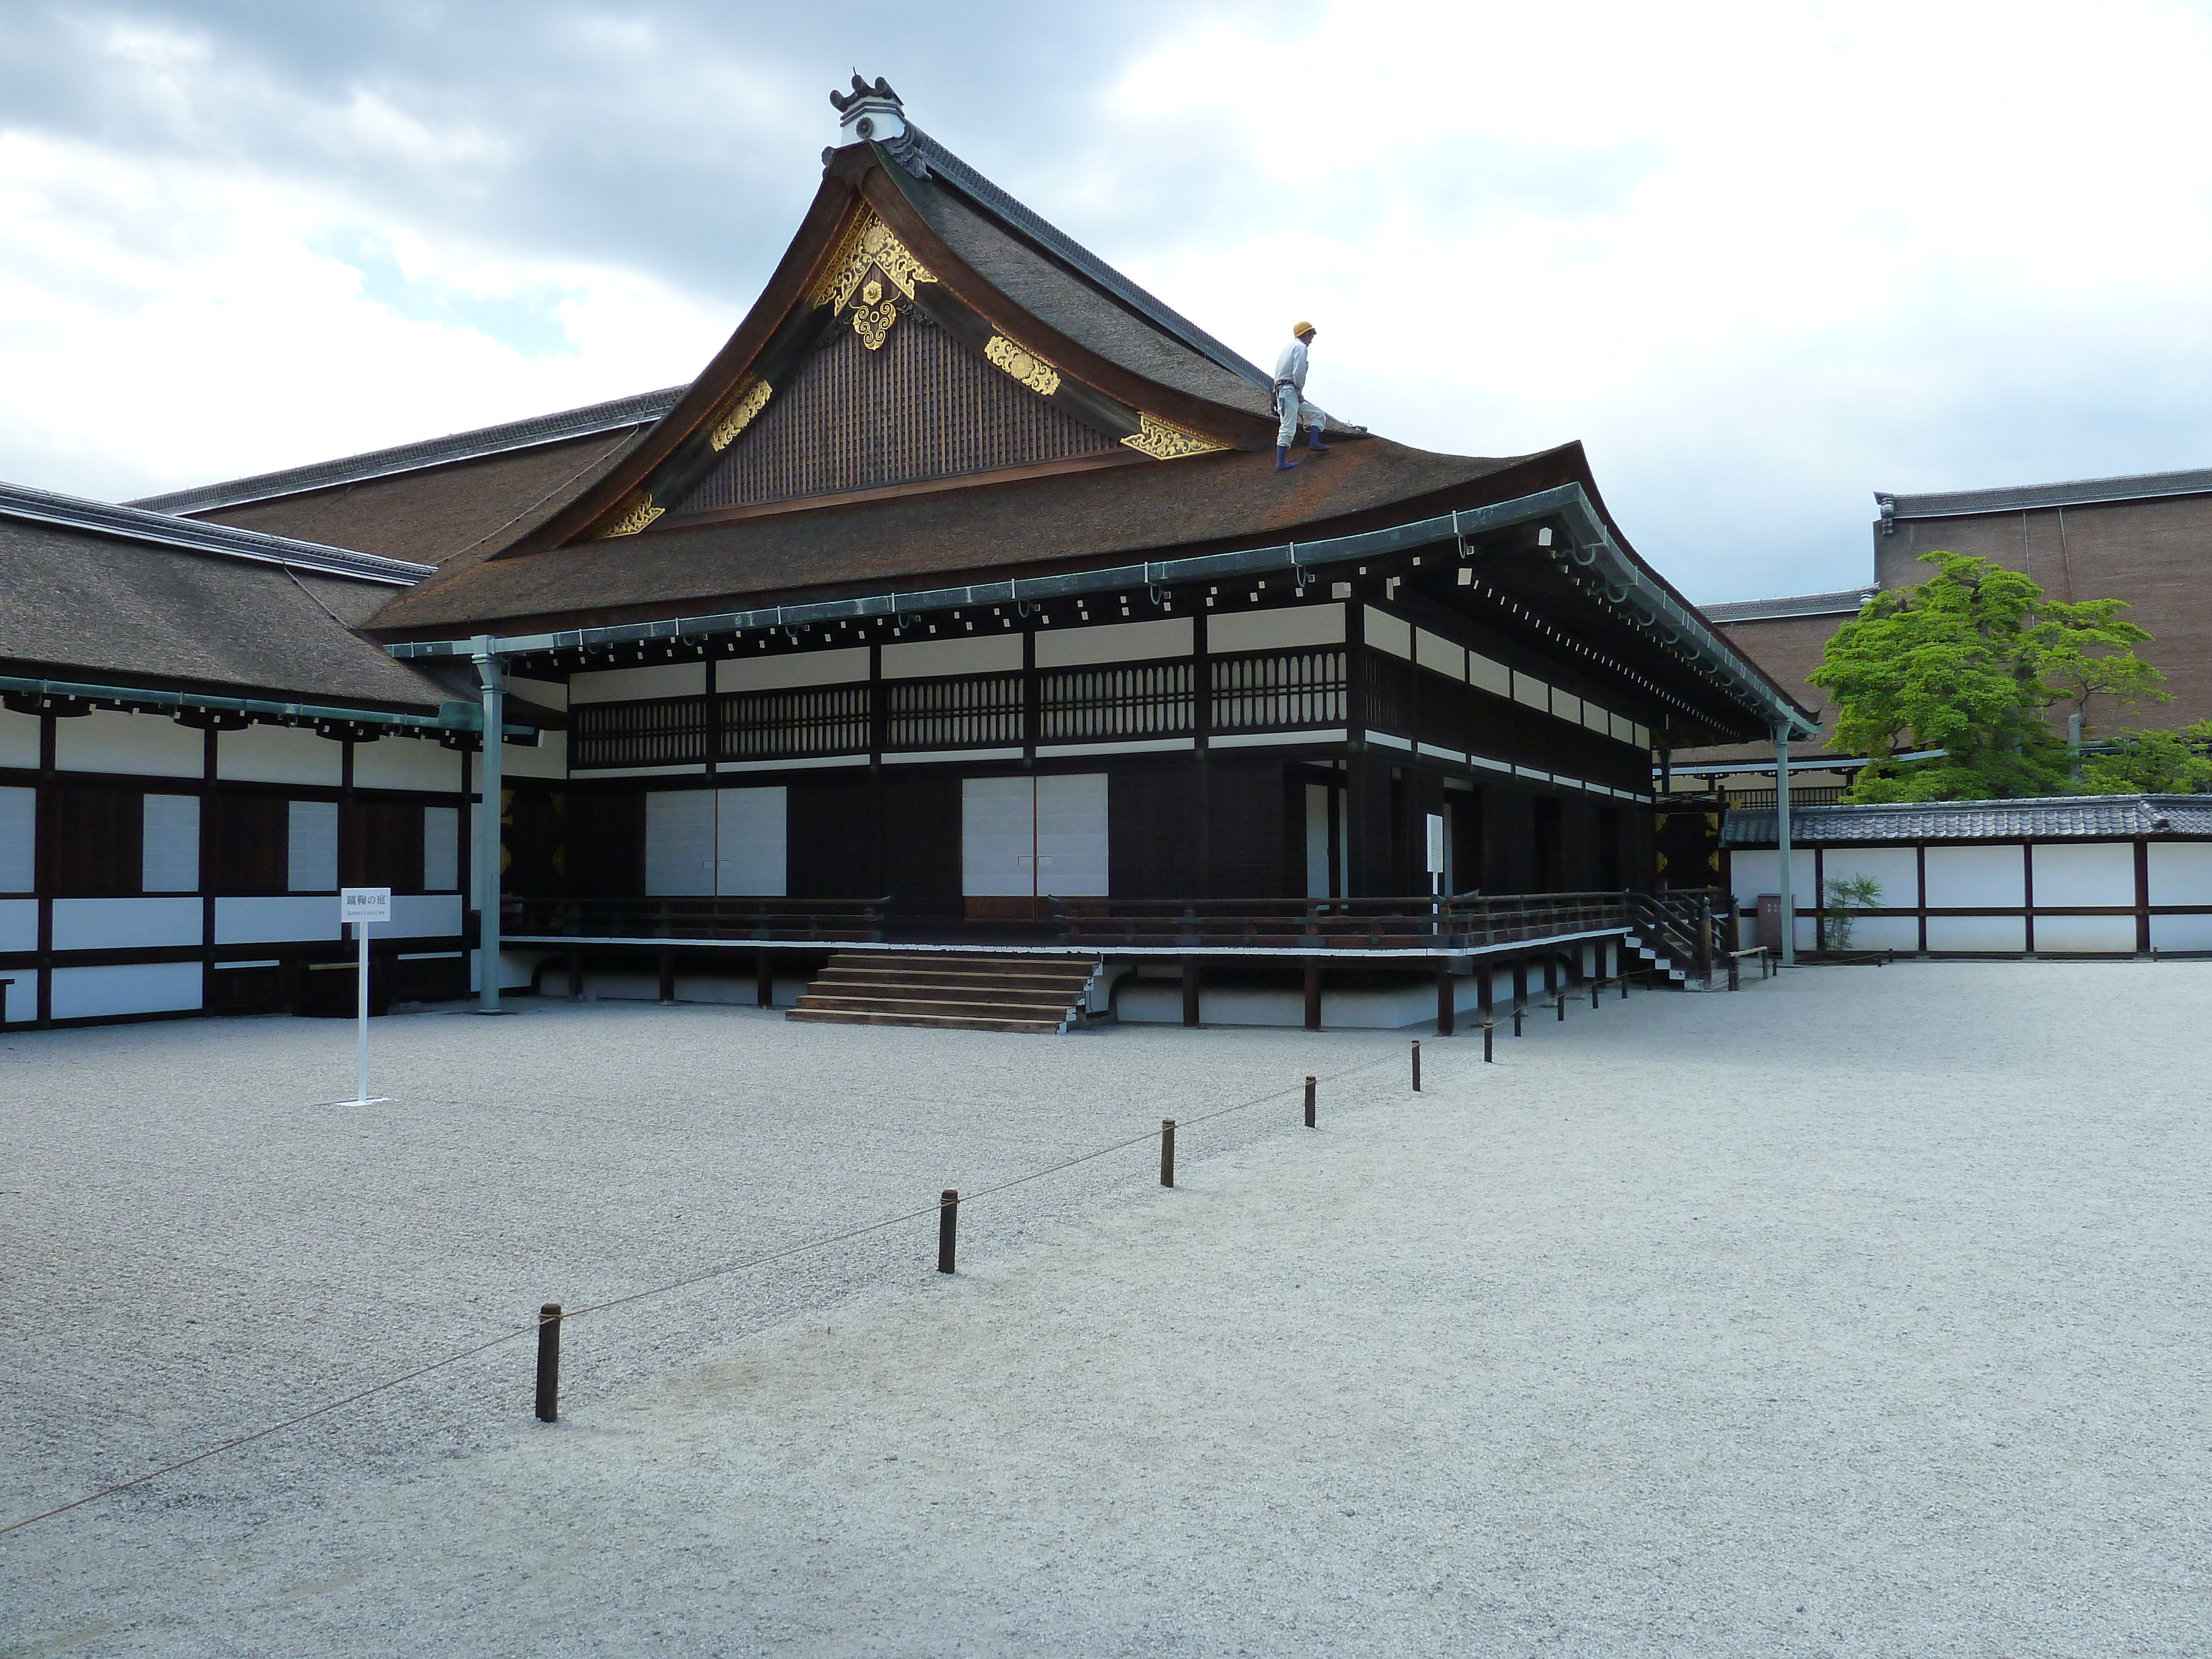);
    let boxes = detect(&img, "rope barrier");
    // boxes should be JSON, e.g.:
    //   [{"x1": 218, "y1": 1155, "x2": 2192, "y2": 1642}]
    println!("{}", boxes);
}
[{"x1": 0, "y1": 1048, "x2": 1427, "y2": 1540}]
